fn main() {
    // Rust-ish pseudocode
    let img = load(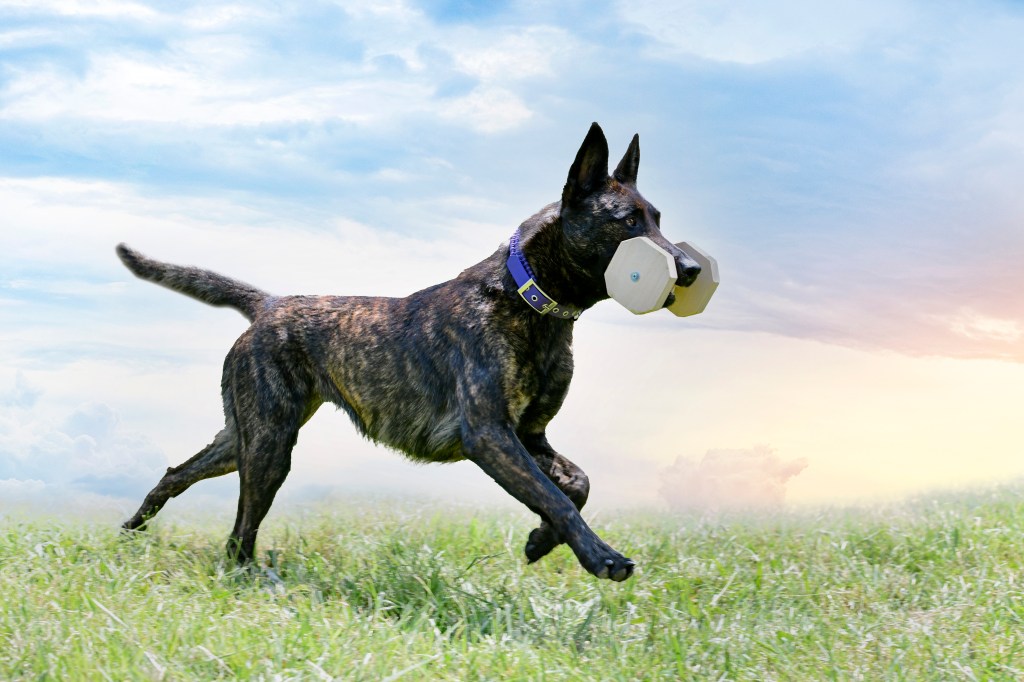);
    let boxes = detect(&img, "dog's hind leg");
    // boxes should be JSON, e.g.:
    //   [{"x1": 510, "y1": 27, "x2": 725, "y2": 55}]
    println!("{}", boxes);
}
[
  {"x1": 220, "y1": 334, "x2": 321, "y2": 565},
  {"x1": 520, "y1": 434, "x2": 590, "y2": 563},
  {"x1": 225, "y1": 424, "x2": 299, "y2": 565},
  {"x1": 122, "y1": 428, "x2": 238, "y2": 531}
]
